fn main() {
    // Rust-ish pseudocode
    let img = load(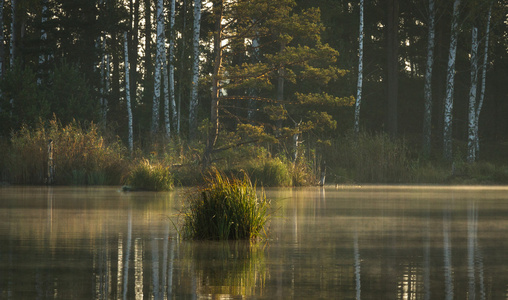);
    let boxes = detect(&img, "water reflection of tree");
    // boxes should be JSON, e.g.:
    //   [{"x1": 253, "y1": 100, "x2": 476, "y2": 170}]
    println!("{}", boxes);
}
[{"x1": 189, "y1": 241, "x2": 267, "y2": 297}]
